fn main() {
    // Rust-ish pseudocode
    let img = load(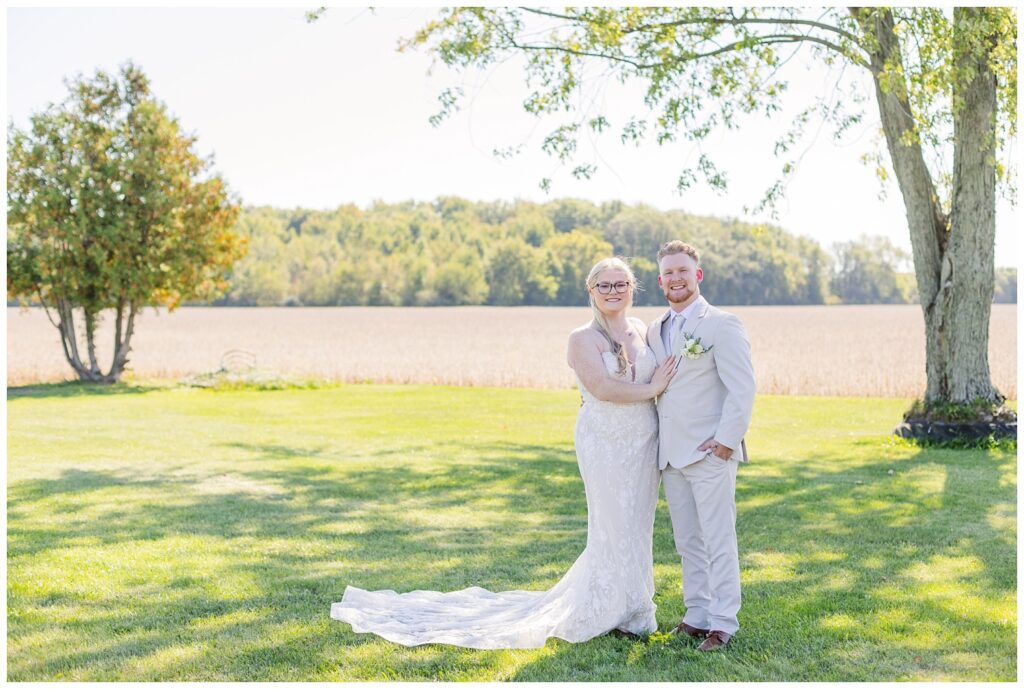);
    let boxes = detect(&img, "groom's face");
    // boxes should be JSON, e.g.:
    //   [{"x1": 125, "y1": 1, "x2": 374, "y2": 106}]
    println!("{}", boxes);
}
[{"x1": 658, "y1": 252, "x2": 702, "y2": 305}]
